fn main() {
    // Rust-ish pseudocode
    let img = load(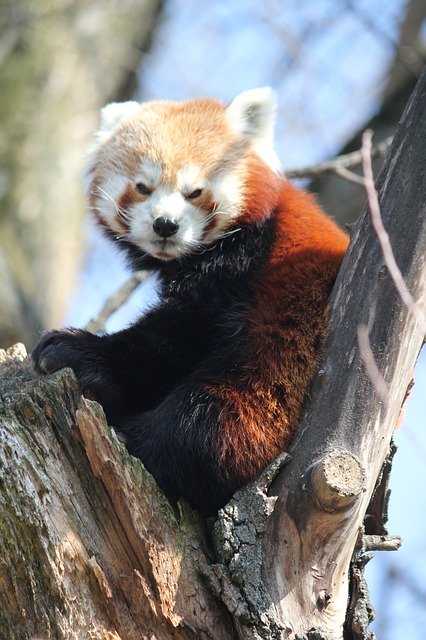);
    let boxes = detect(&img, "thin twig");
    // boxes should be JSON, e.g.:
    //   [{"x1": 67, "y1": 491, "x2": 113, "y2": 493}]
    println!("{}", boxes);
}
[
  {"x1": 285, "y1": 136, "x2": 392, "y2": 180},
  {"x1": 332, "y1": 165, "x2": 365, "y2": 185},
  {"x1": 85, "y1": 271, "x2": 148, "y2": 334},
  {"x1": 361, "y1": 130, "x2": 426, "y2": 336}
]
